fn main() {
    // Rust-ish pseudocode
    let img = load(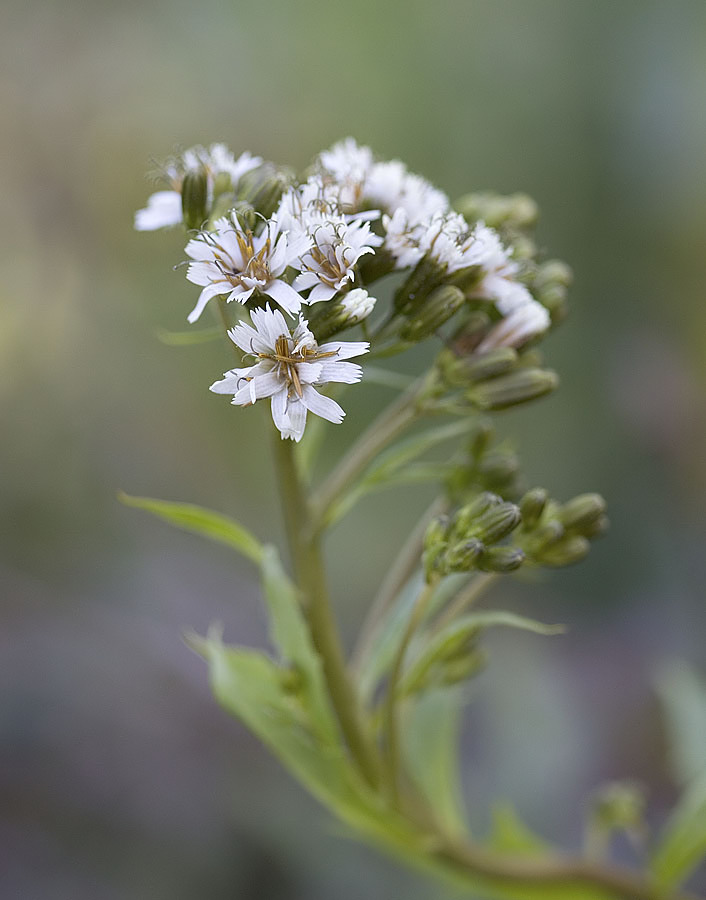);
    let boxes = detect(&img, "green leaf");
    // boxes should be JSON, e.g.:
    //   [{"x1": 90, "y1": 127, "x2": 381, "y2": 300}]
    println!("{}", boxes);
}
[
  {"x1": 119, "y1": 492, "x2": 263, "y2": 564},
  {"x1": 156, "y1": 325, "x2": 223, "y2": 346},
  {"x1": 259, "y1": 544, "x2": 338, "y2": 743},
  {"x1": 401, "y1": 611, "x2": 564, "y2": 696},
  {"x1": 651, "y1": 770, "x2": 706, "y2": 890},
  {"x1": 403, "y1": 686, "x2": 469, "y2": 838},
  {"x1": 655, "y1": 660, "x2": 706, "y2": 786}
]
